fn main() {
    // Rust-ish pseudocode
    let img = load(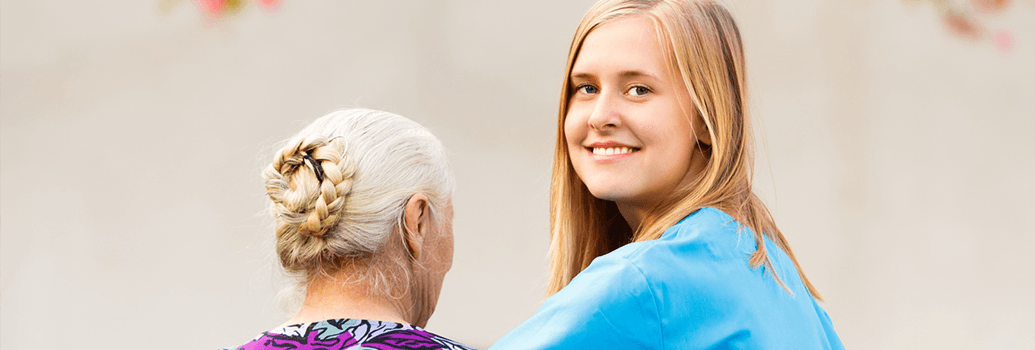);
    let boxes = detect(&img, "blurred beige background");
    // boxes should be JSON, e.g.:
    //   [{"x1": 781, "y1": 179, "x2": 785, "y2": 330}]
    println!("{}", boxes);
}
[{"x1": 2, "y1": 1, "x2": 1033, "y2": 349}]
